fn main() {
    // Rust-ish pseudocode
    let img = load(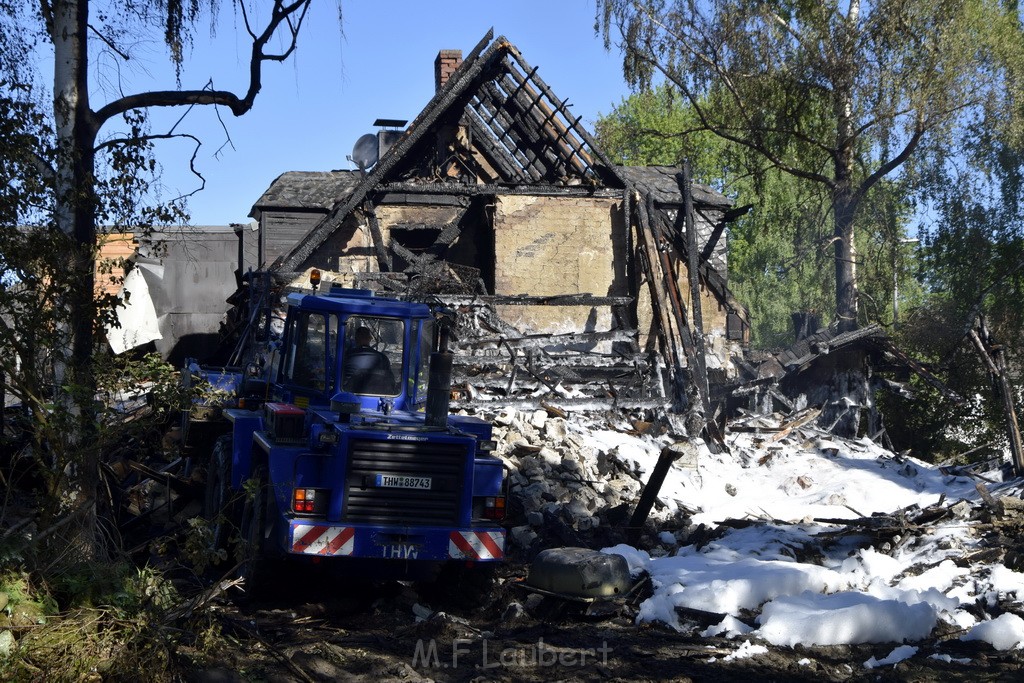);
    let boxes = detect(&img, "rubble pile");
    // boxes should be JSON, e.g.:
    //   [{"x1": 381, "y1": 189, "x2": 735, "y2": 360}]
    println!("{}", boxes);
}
[{"x1": 469, "y1": 406, "x2": 687, "y2": 555}]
